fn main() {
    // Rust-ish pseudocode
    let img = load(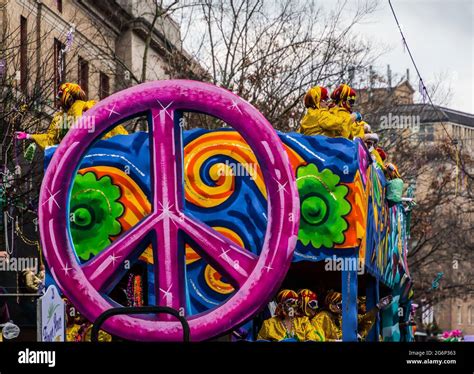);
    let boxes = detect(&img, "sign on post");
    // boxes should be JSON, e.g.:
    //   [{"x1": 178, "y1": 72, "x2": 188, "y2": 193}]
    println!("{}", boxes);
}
[{"x1": 37, "y1": 285, "x2": 65, "y2": 342}]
